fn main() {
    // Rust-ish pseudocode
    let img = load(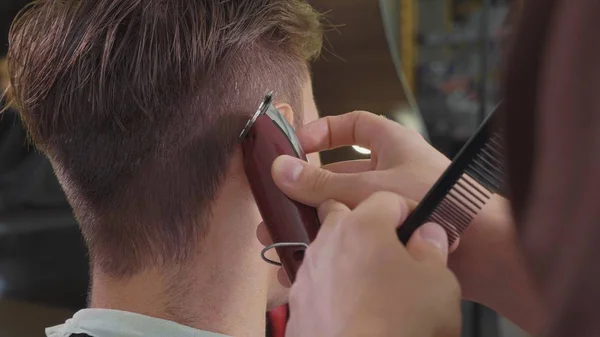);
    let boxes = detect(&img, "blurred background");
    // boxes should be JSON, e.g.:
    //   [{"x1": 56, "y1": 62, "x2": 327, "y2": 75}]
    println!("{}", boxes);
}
[{"x1": 0, "y1": 0, "x2": 523, "y2": 336}]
